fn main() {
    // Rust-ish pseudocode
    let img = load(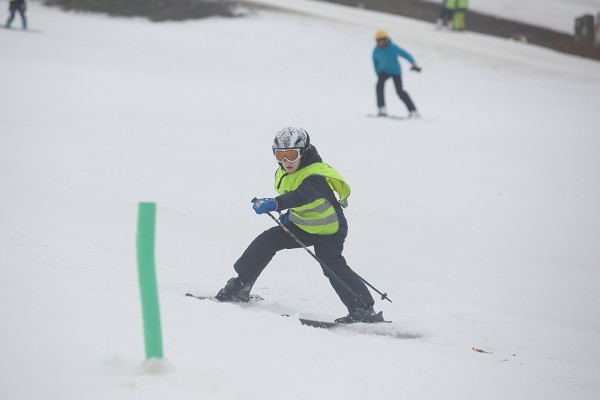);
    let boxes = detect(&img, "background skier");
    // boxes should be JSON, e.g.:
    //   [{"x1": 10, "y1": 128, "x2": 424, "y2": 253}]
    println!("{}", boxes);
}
[
  {"x1": 215, "y1": 126, "x2": 385, "y2": 324},
  {"x1": 373, "y1": 29, "x2": 421, "y2": 118},
  {"x1": 453, "y1": 0, "x2": 468, "y2": 31},
  {"x1": 436, "y1": 0, "x2": 455, "y2": 29}
]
